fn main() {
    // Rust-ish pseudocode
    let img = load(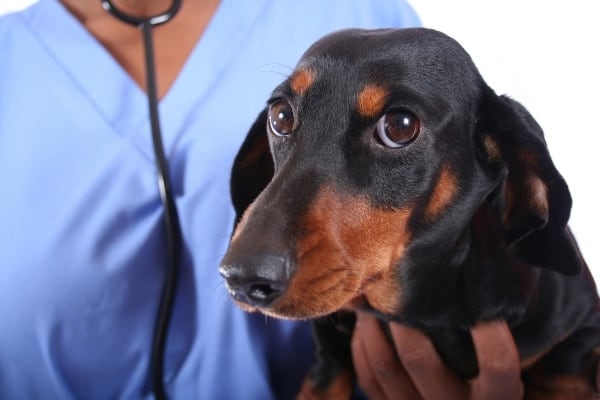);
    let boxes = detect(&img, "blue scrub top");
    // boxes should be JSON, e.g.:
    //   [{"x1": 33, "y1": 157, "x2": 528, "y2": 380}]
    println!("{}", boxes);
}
[{"x1": 0, "y1": 0, "x2": 420, "y2": 398}]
